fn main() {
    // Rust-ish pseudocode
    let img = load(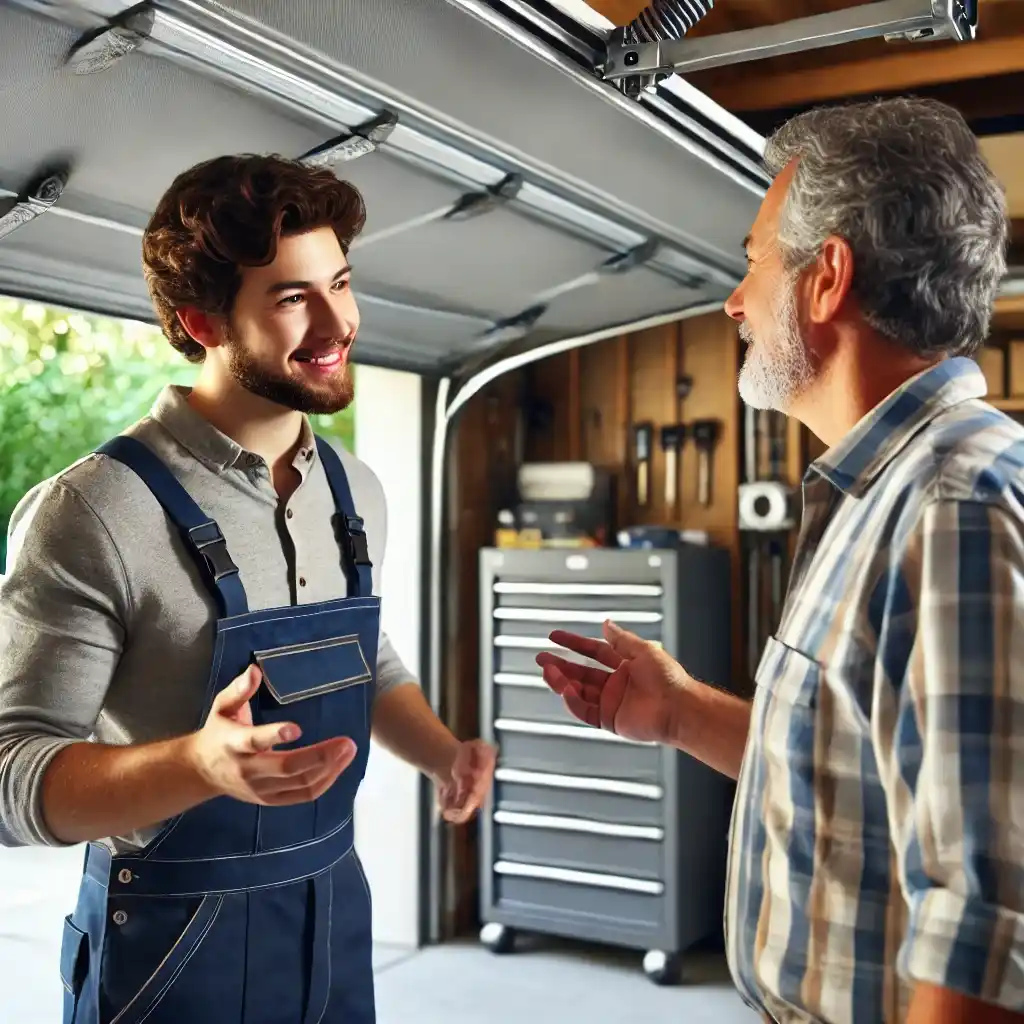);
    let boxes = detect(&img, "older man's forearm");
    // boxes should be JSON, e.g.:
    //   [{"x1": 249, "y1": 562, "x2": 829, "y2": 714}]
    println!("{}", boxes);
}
[{"x1": 665, "y1": 677, "x2": 753, "y2": 780}]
